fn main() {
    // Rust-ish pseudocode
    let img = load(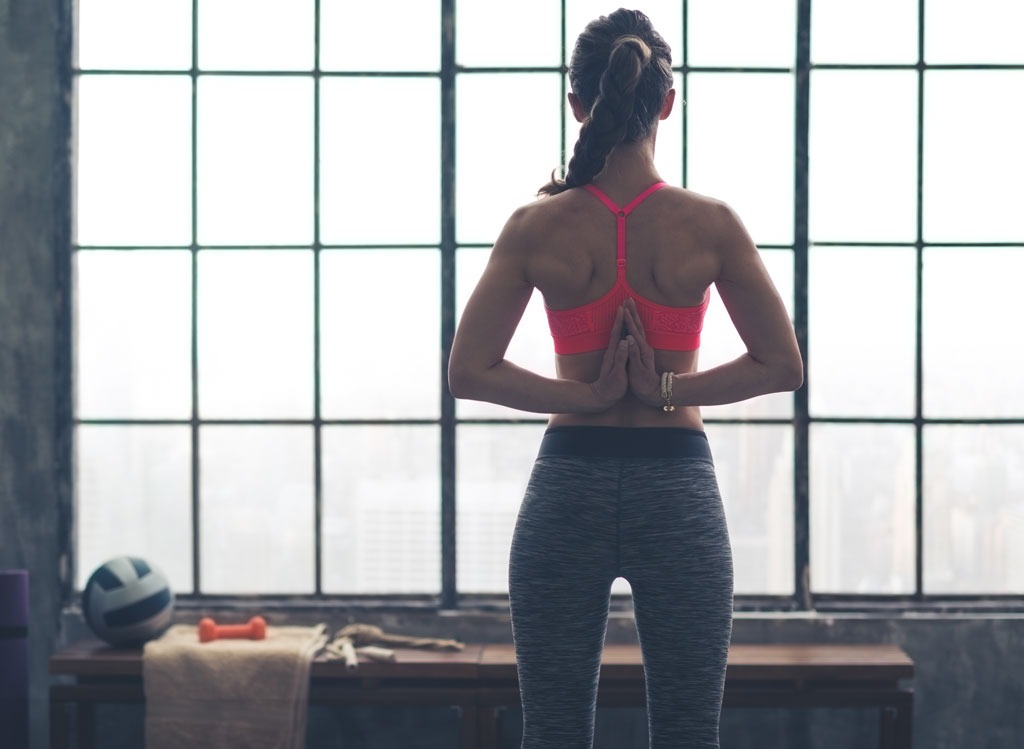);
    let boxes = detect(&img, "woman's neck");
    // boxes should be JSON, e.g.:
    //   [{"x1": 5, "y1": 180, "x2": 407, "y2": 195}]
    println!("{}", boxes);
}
[{"x1": 590, "y1": 137, "x2": 662, "y2": 191}]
